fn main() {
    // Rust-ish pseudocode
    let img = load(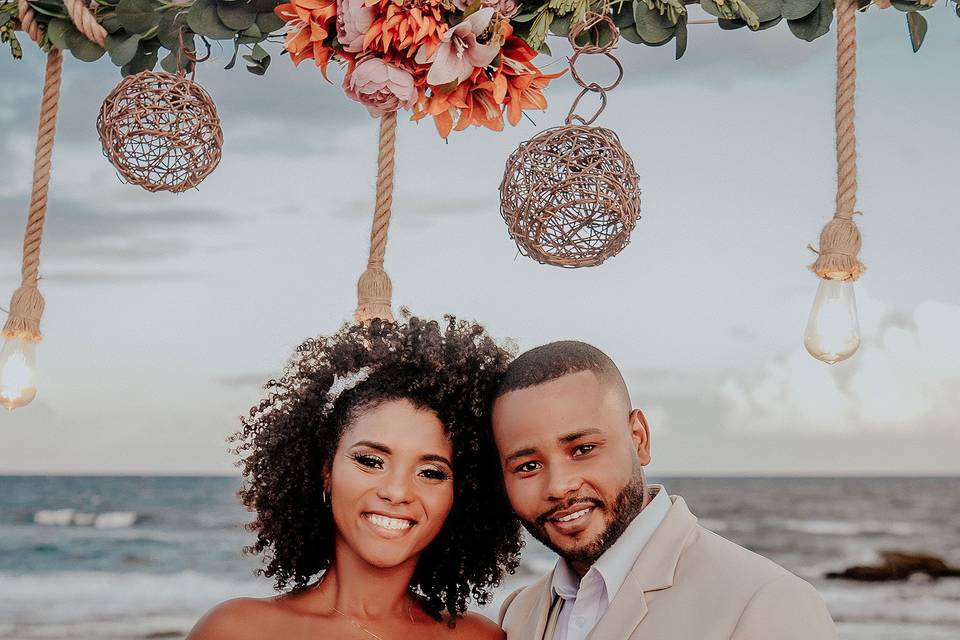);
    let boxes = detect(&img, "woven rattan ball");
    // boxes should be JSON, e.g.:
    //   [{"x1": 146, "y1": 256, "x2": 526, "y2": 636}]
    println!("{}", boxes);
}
[
  {"x1": 97, "y1": 71, "x2": 223, "y2": 193},
  {"x1": 500, "y1": 124, "x2": 641, "y2": 268}
]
